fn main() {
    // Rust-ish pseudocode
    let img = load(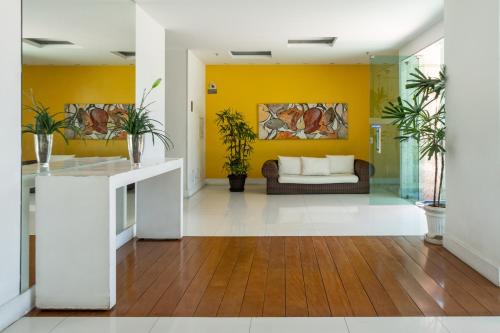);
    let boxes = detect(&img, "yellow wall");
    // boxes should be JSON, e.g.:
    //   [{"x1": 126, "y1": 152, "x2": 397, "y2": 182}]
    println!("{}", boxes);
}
[
  {"x1": 22, "y1": 65, "x2": 135, "y2": 161},
  {"x1": 206, "y1": 65, "x2": 370, "y2": 178}
]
